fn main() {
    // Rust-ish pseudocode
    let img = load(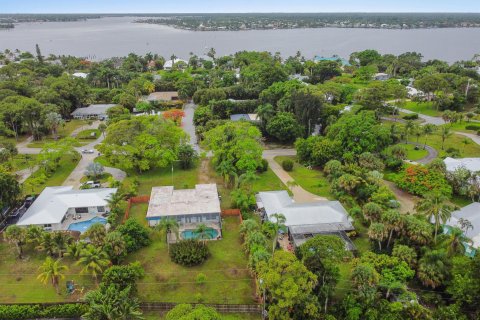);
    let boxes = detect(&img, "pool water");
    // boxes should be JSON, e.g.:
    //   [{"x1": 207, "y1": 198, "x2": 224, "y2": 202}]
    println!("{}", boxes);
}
[
  {"x1": 68, "y1": 216, "x2": 107, "y2": 233},
  {"x1": 181, "y1": 228, "x2": 219, "y2": 240}
]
